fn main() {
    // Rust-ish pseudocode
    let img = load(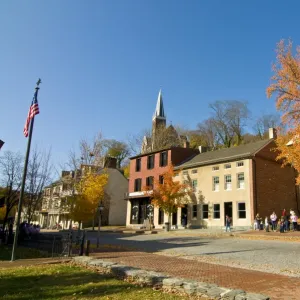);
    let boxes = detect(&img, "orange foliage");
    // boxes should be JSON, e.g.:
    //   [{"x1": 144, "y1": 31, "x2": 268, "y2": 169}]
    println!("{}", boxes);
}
[
  {"x1": 267, "y1": 39, "x2": 300, "y2": 183},
  {"x1": 145, "y1": 165, "x2": 191, "y2": 220}
]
